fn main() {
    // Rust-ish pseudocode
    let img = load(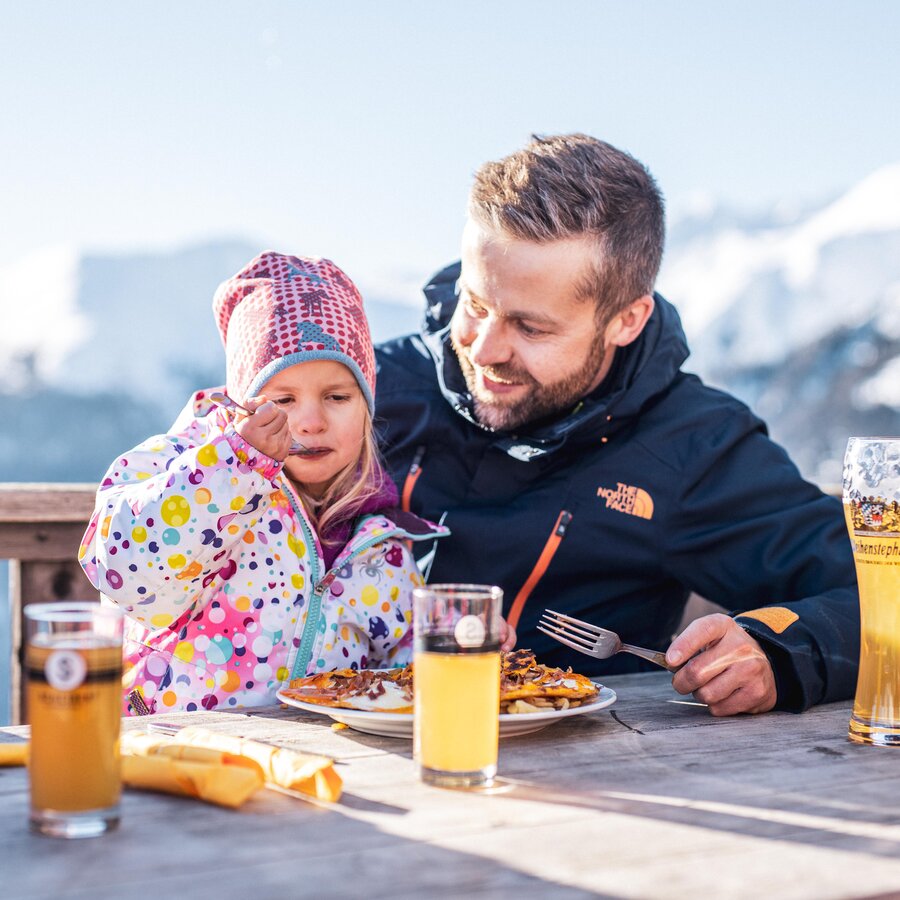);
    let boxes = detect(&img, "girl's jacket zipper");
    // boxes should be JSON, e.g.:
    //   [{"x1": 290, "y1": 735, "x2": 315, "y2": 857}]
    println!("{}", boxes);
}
[{"x1": 283, "y1": 487, "x2": 445, "y2": 680}]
